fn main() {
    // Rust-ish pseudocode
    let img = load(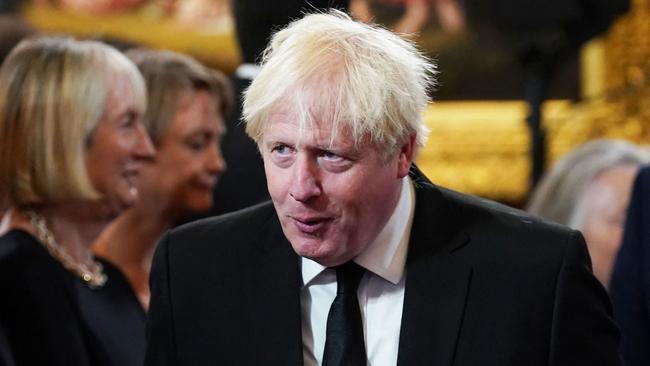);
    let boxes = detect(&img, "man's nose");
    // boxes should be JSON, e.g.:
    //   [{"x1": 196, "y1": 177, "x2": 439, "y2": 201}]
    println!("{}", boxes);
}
[{"x1": 289, "y1": 156, "x2": 321, "y2": 202}]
